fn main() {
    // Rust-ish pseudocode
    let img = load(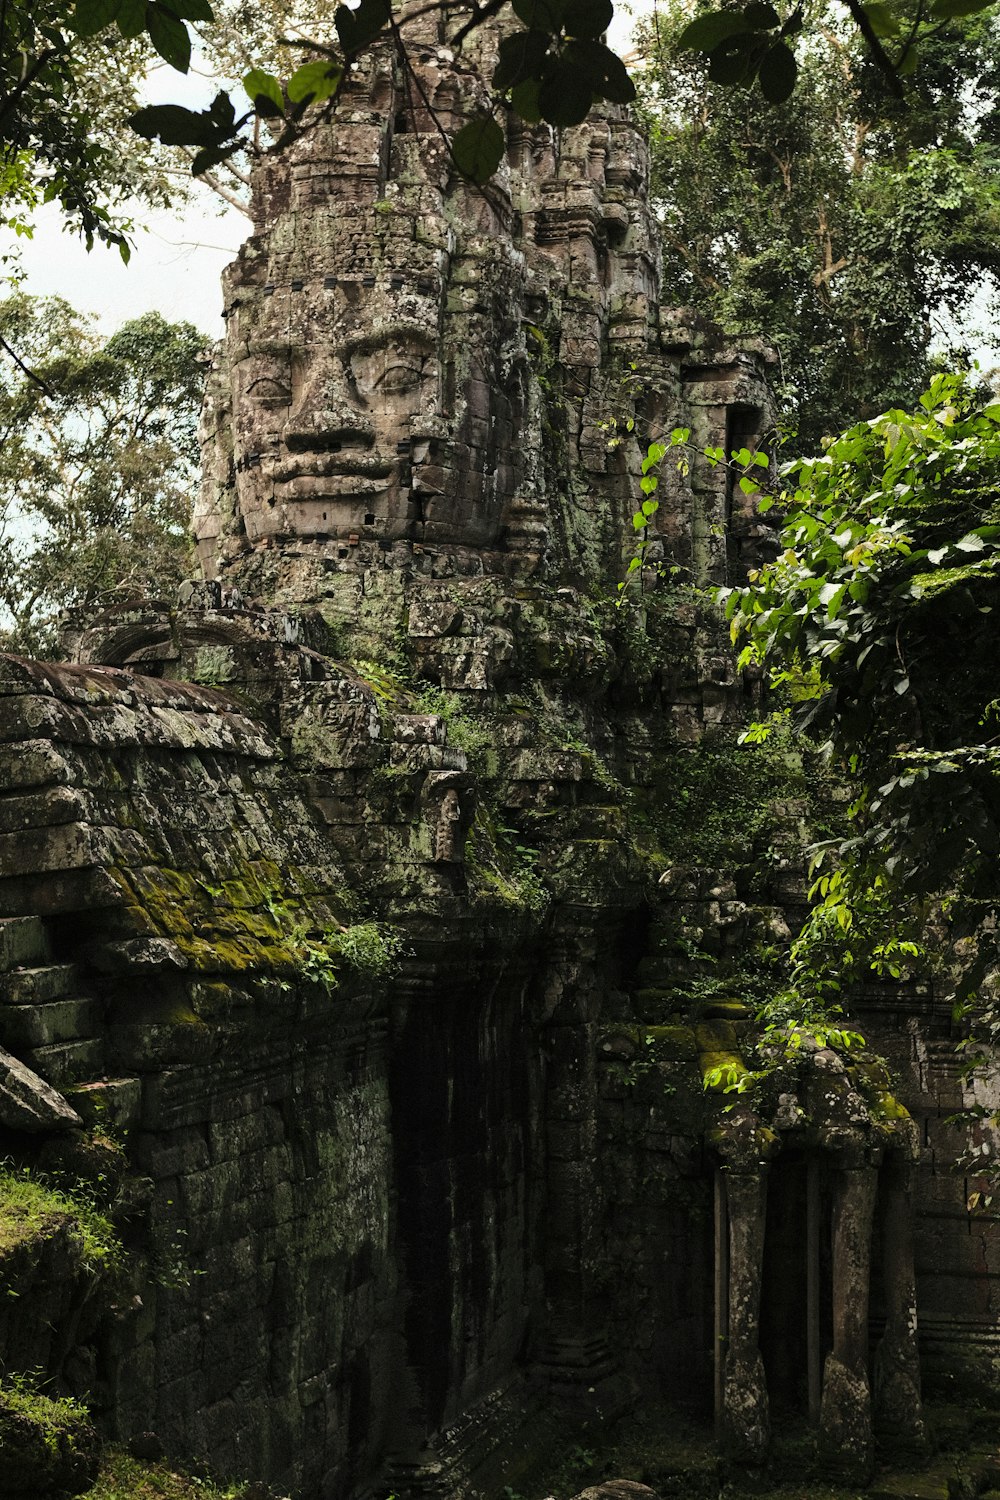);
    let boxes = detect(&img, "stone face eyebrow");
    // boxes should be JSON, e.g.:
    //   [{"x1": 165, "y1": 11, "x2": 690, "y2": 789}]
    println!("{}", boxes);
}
[{"x1": 342, "y1": 325, "x2": 439, "y2": 358}]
